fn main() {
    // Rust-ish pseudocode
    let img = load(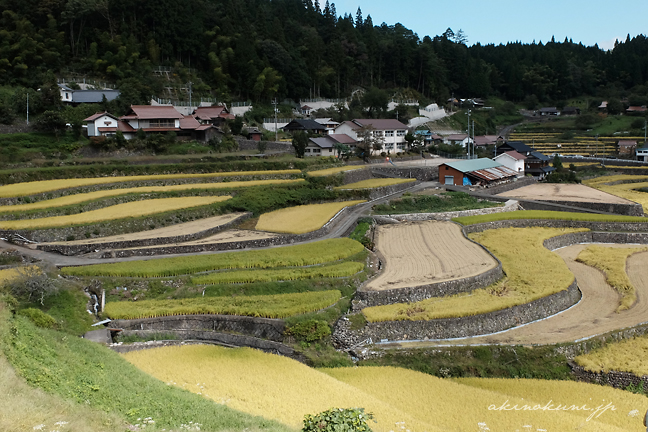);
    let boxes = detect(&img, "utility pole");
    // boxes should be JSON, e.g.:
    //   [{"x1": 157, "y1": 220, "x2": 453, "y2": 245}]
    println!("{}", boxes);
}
[
  {"x1": 26, "y1": 92, "x2": 29, "y2": 125},
  {"x1": 466, "y1": 109, "x2": 471, "y2": 158},
  {"x1": 272, "y1": 98, "x2": 278, "y2": 142},
  {"x1": 472, "y1": 120, "x2": 475, "y2": 158},
  {"x1": 187, "y1": 81, "x2": 192, "y2": 114}
]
